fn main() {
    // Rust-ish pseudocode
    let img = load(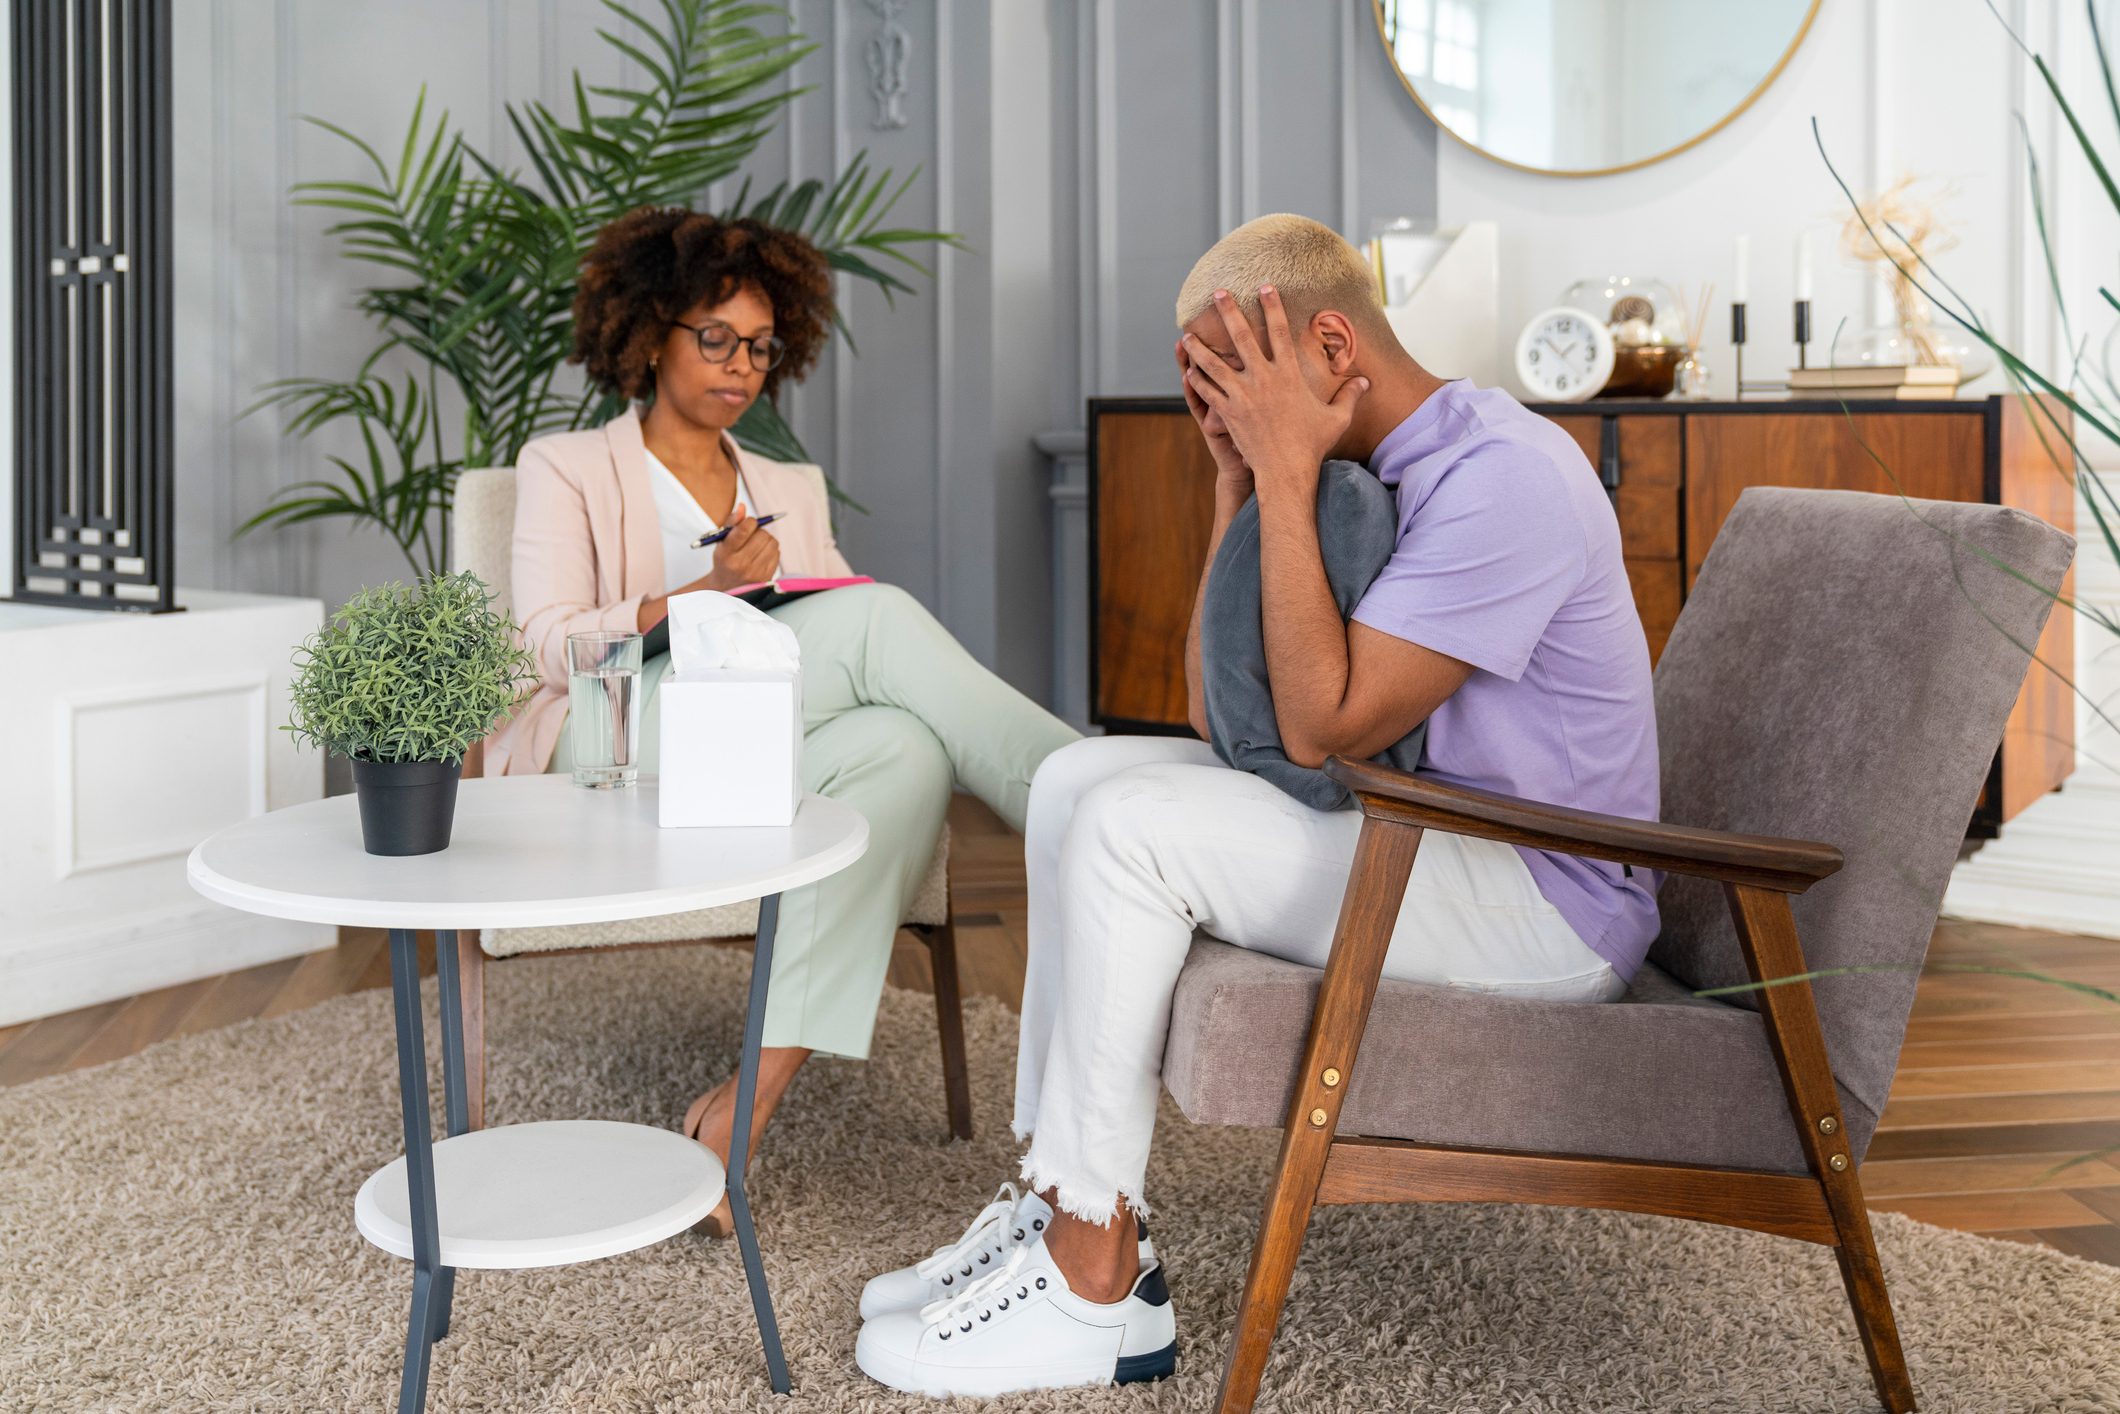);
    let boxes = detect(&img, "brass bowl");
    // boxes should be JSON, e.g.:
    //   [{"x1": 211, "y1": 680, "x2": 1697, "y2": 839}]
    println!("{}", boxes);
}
[{"x1": 1600, "y1": 344, "x2": 1686, "y2": 398}]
